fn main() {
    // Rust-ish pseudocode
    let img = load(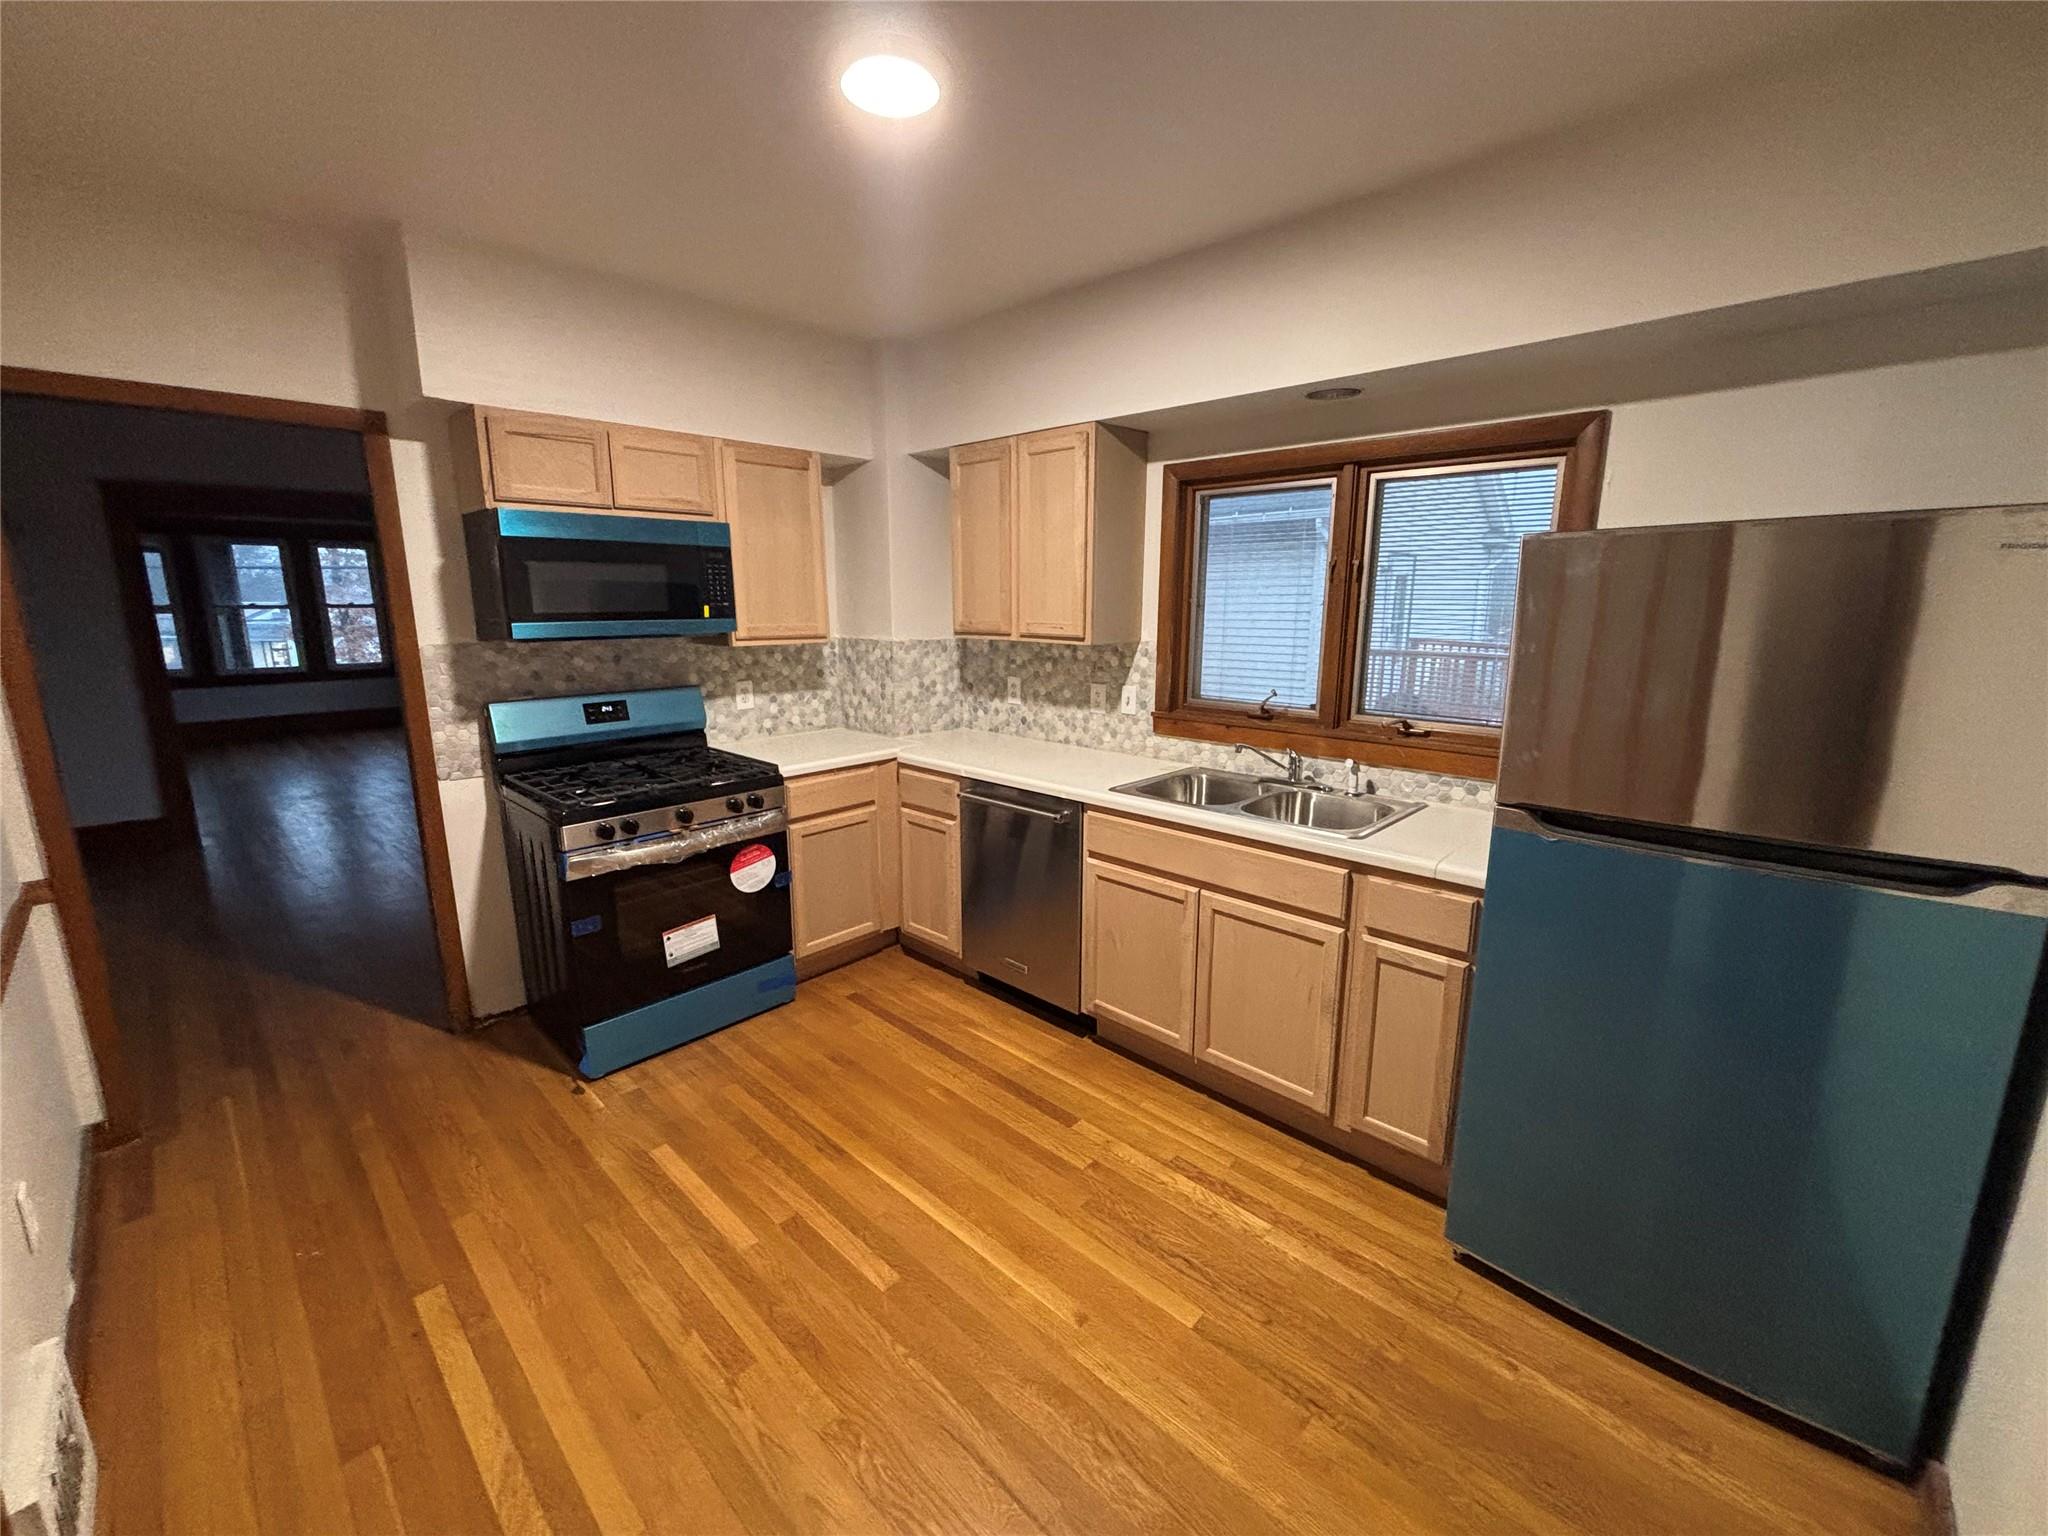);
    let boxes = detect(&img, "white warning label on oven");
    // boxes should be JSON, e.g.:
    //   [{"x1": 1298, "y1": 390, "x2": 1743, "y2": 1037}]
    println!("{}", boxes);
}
[
  {"x1": 729, "y1": 843, "x2": 777, "y2": 893},
  {"x1": 663, "y1": 915, "x2": 719, "y2": 968}
]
